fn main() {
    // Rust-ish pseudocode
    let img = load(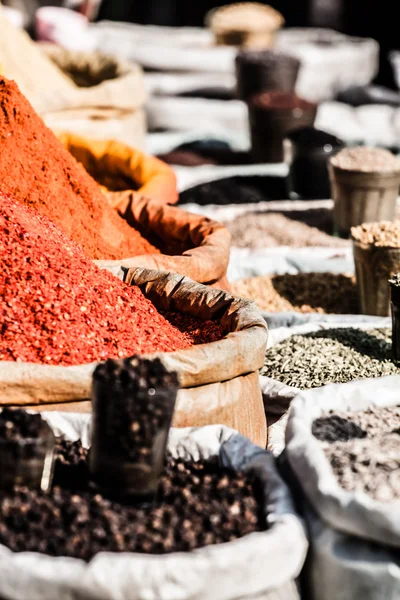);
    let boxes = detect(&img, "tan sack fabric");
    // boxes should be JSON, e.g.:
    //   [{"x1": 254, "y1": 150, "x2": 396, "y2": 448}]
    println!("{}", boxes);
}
[
  {"x1": 59, "y1": 132, "x2": 178, "y2": 204},
  {"x1": 0, "y1": 269, "x2": 268, "y2": 447},
  {"x1": 31, "y1": 45, "x2": 146, "y2": 114},
  {"x1": 59, "y1": 133, "x2": 230, "y2": 286},
  {"x1": 0, "y1": 10, "x2": 73, "y2": 99}
]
